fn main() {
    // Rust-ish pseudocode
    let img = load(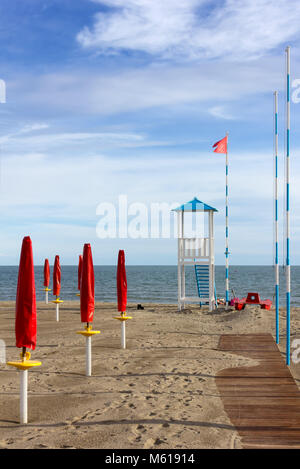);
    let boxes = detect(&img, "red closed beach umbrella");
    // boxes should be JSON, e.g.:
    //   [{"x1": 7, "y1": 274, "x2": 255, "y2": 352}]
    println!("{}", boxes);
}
[
  {"x1": 7, "y1": 236, "x2": 41, "y2": 425},
  {"x1": 80, "y1": 244, "x2": 94, "y2": 324},
  {"x1": 117, "y1": 250, "x2": 127, "y2": 314},
  {"x1": 114, "y1": 250, "x2": 131, "y2": 349},
  {"x1": 53, "y1": 255, "x2": 61, "y2": 297},
  {"x1": 77, "y1": 244, "x2": 99, "y2": 376},
  {"x1": 43, "y1": 259, "x2": 50, "y2": 287},
  {"x1": 15, "y1": 236, "x2": 37, "y2": 351},
  {"x1": 78, "y1": 254, "x2": 83, "y2": 291}
]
